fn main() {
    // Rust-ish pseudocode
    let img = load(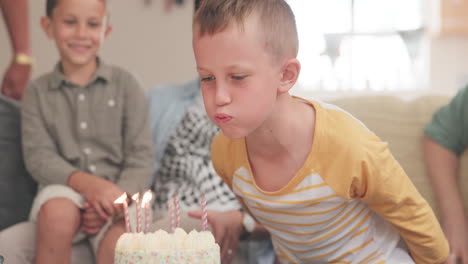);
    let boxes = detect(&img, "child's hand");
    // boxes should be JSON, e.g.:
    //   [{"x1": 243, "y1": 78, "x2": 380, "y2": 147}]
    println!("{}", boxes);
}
[
  {"x1": 79, "y1": 174, "x2": 124, "y2": 221},
  {"x1": 442, "y1": 215, "x2": 468, "y2": 264},
  {"x1": 81, "y1": 202, "x2": 107, "y2": 235},
  {"x1": 189, "y1": 209, "x2": 243, "y2": 264},
  {"x1": 442, "y1": 253, "x2": 461, "y2": 264}
]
